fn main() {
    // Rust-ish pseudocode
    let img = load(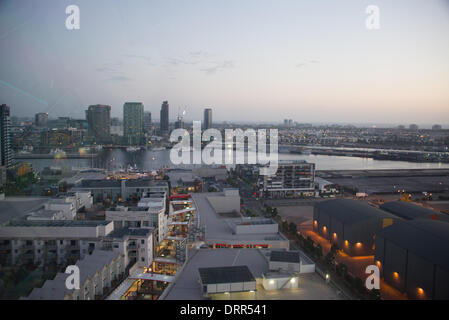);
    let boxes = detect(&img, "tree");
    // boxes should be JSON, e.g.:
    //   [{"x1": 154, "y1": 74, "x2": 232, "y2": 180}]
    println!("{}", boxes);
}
[
  {"x1": 330, "y1": 243, "x2": 339, "y2": 255},
  {"x1": 288, "y1": 222, "x2": 297, "y2": 235},
  {"x1": 315, "y1": 244, "x2": 323, "y2": 259},
  {"x1": 324, "y1": 252, "x2": 335, "y2": 266},
  {"x1": 336, "y1": 263, "x2": 348, "y2": 277},
  {"x1": 368, "y1": 289, "x2": 381, "y2": 300},
  {"x1": 281, "y1": 220, "x2": 289, "y2": 232}
]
